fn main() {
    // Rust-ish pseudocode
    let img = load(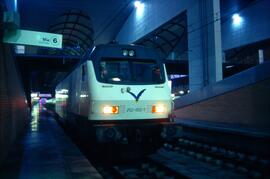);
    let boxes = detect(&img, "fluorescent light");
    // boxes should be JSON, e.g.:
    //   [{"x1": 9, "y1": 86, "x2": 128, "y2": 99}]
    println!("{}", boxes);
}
[
  {"x1": 57, "y1": 89, "x2": 68, "y2": 94},
  {"x1": 39, "y1": 93, "x2": 52, "y2": 98},
  {"x1": 31, "y1": 93, "x2": 38, "y2": 98},
  {"x1": 80, "y1": 94, "x2": 88, "y2": 98},
  {"x1": 55, "y1": 94, "x2": 68, "y2": 99},
  {"x1": 112, "y1": 77, "x2": 121, "y2": 82},
  {"x1": 226, "y1": 65, "x2": 234, "y2": 69},
  {"x1": 170, "y1": 74, "x2": 188, "y2": 79},
  {"x1": 179, "y1": 90, "x2": 184, "y2": 95},
  {"x1": 15, "y1": 45, "x2": 25, "y2": 54}
]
